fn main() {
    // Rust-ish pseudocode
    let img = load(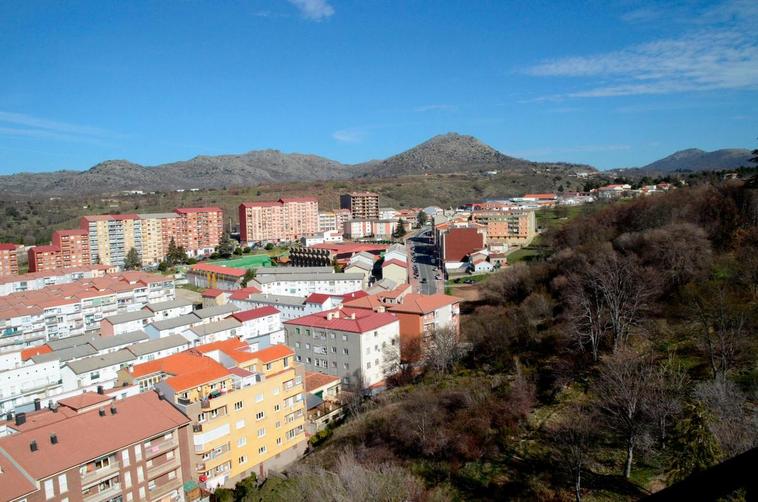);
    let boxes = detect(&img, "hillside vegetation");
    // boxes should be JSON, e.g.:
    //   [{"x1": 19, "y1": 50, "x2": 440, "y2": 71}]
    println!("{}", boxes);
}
[{"x1": 224, "y1": 178, "x2": 758, "y2": 502}]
